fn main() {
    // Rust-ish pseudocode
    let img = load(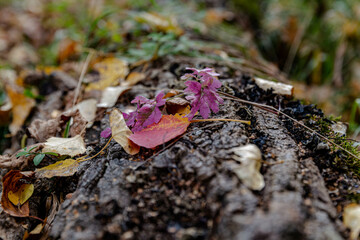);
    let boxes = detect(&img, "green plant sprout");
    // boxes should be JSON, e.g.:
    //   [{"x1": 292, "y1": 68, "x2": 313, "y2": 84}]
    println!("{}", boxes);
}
[{"x1": 16, "y1": 146, "x2": 59, "y2": 166}]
